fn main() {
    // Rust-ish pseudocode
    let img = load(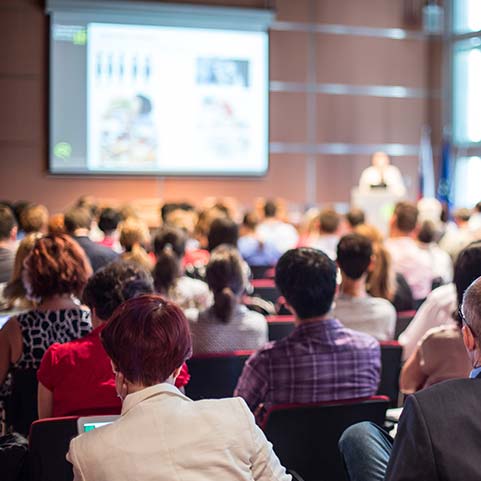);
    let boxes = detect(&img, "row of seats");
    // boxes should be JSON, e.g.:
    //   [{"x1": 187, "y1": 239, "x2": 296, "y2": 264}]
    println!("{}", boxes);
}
[{"x1": 29, "y1": 396, "x2": 390, "y2": 481}]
